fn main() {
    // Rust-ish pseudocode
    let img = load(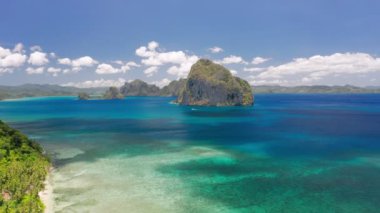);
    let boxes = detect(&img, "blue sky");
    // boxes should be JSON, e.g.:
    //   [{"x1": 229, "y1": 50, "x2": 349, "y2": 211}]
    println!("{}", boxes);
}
[{"x1": 1, "y1": 0, "x2": 380, "y2": 87}]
